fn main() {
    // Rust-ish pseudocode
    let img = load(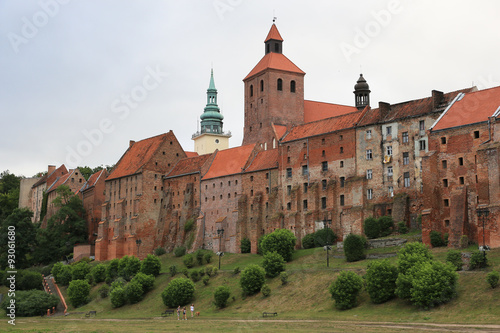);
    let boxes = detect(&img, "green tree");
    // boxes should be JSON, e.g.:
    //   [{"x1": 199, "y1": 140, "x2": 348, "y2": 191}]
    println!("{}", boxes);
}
[
  {"x1": 314, "y1": 228, "x2": 336, "y2": 247},
  {"x1": 0, "y1": 171, "x2": 21, "y2": 219},
  {"x1": 240, "y1": 238, "x2": 251, "y2": 253},
  {"x1": 262, "y1": 251, "x2": 286, "y2": 278},
  {"x1": 363, "y1": 216, "x2": 380, "y2": 239},
  {"x1": 365, "y1": 259, "x2": 398, "y2": 304},
  {"x1": 445, "y1": 249, "x2": 463, "y2": 271},
  {"x1": 1, "y1": 290, "x2": 58, "y2": 317},
  {"x1": 67, "y1": 279, "x2": 91, "y2": 308},
  {"x1": 71, "y1": 261, "x2": 90, "y2": 281},
  {"x1": 17, "y1": 270, "x2": 43, "y2": 291},
  {"x1": 183, "y1": 253, "x2": 195, "y2": 268},
  {"x1": 91, "y1": 263, "x2": 106, "y2": 283},
  {"x1": 240, "y1": 264, "x2": 266, "y2": 295},
  {"x1": 301, "y1": 233, "x2": 315, "y2": 249},
  {"x1": 260, "y1": 229, "x2": 297, "y2": 262},
  {"x1": 487, "y1": 271, "x2": 499, "y2": 289},
  {"x1": 140, "y1": 254, "x2": 161, "y2": 276},
  {"x1": 110, "y1": 286, "x2": 127, "y2": 308},
  {"x1": 214, "y1": 285, "x2": 231, "y2": 308},
  {"x1": 328, "y1": 271, "x2": 364, "y2": 310},
  {"x1": 125, "y1": 280, "x2": 144, "y2": 304},
  {"x1": 161, "y1": 278, "x2": 195, "y2": 308},
  {"x1": 130, "y1": 272, "x2": 155, "y2": 293},
  {"x1": 106, "y1": 258, "x2": 120, "y2": 283},
  {"x1": 343, "y1": 234, "x2": 366, "y2": 262},
  {"x1": 396, "y1": 242, "x2": 434, "y2": 300}
]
